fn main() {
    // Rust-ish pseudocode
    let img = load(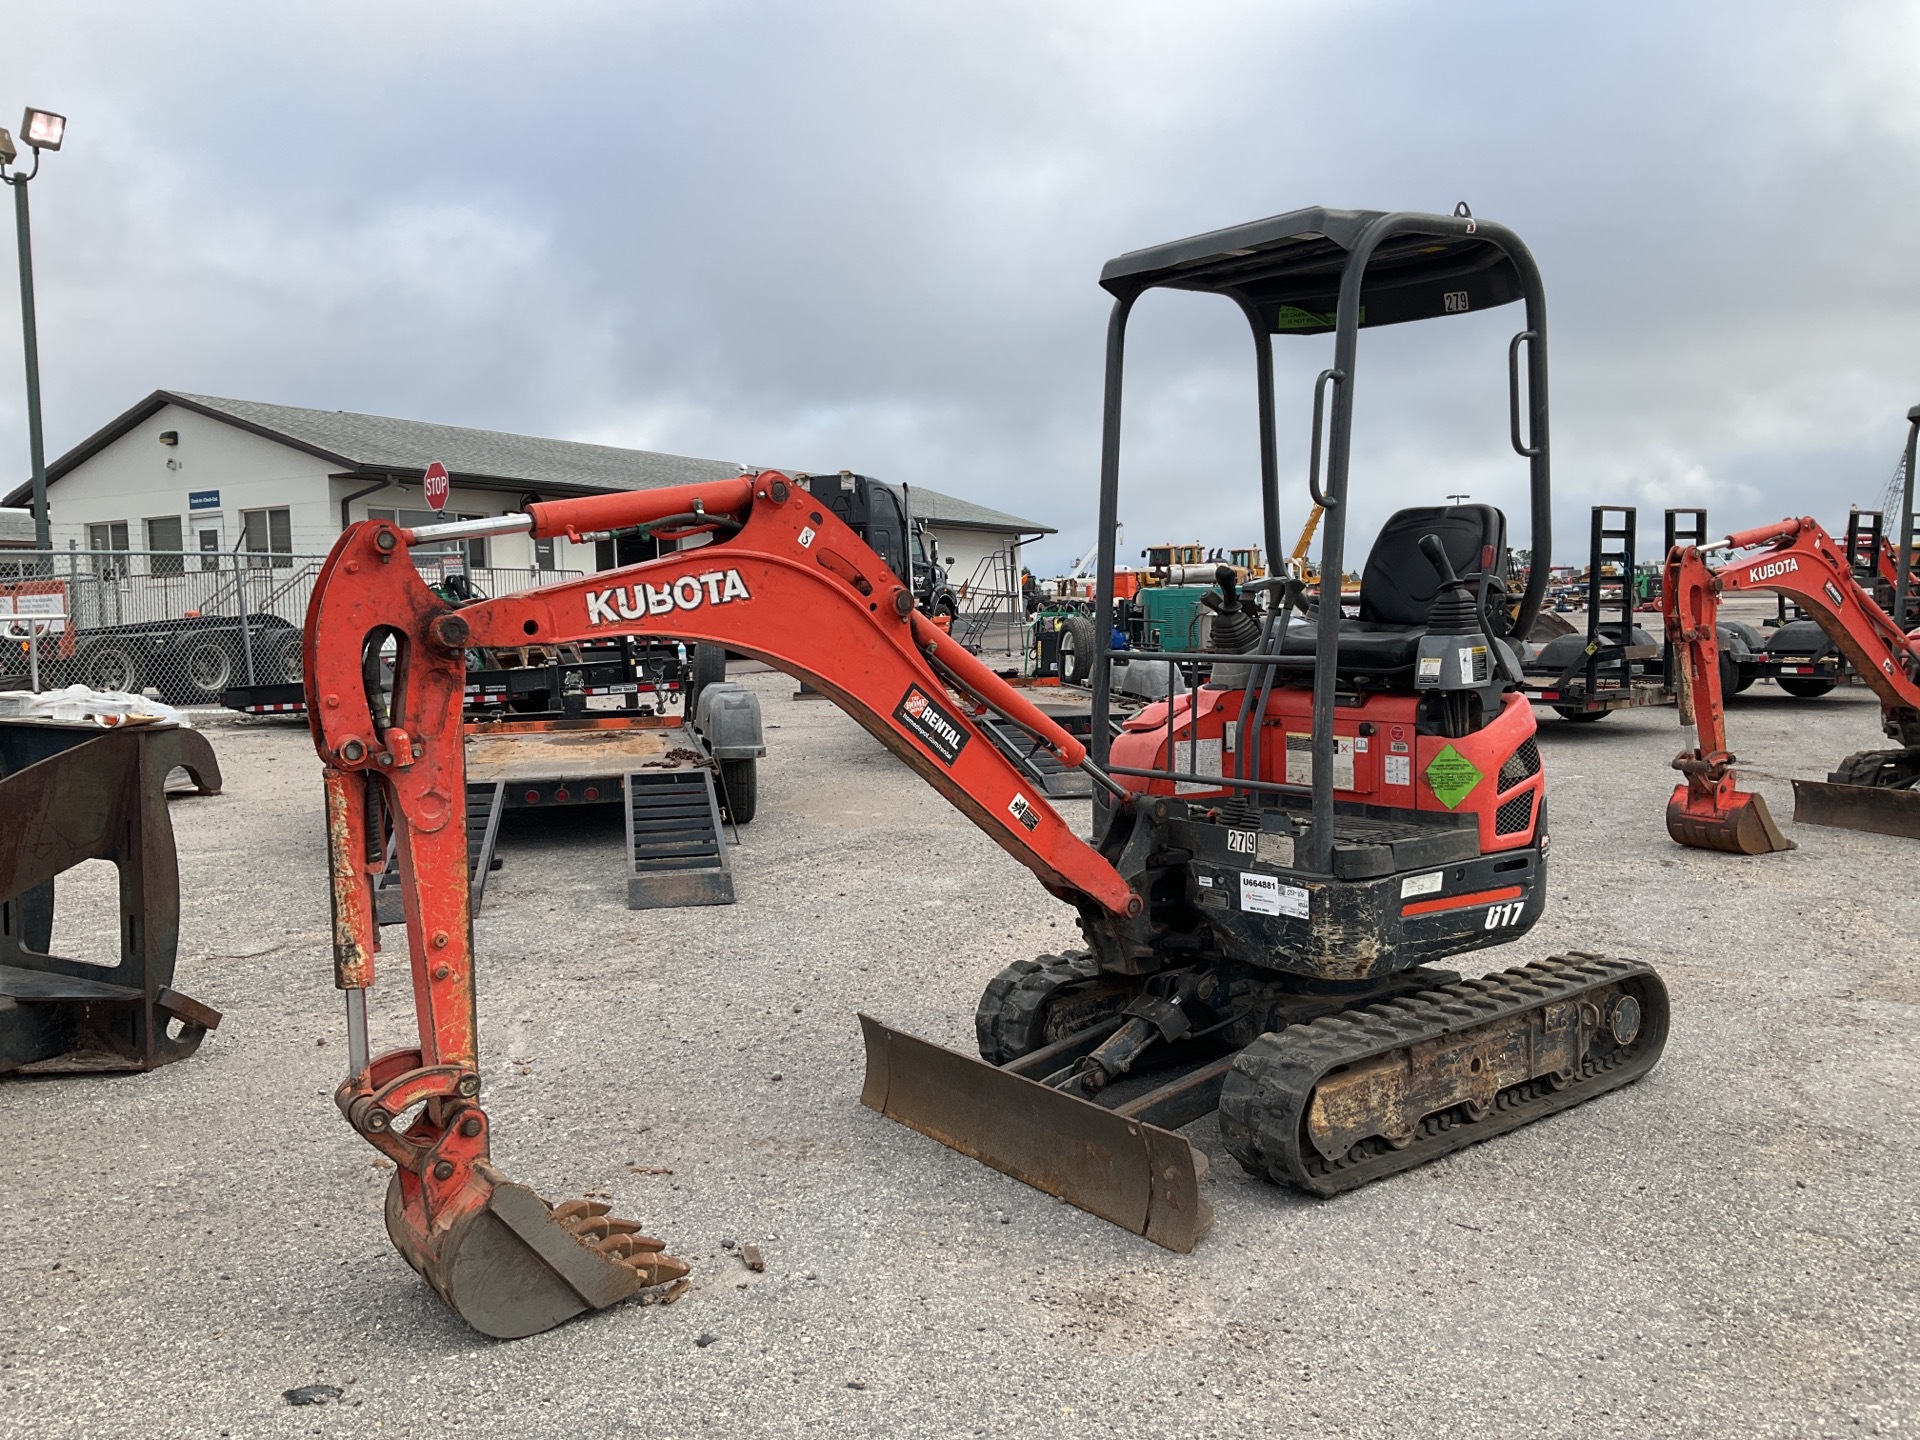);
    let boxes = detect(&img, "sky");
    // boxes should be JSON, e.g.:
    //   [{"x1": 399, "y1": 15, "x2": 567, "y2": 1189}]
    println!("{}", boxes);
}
[{"x1": 1, "y1": 0, "x2": 1916, "y2": 571}]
